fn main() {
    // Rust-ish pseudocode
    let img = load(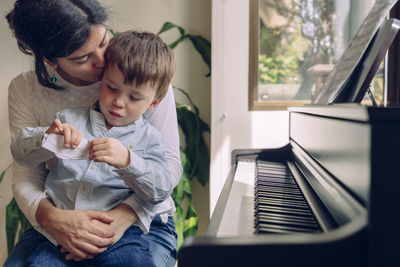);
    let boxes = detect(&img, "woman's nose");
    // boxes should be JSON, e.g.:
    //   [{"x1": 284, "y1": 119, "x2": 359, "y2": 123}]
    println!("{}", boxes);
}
[{"x1": 93, "y1": 49, "x2": 106, "y2": 68}]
